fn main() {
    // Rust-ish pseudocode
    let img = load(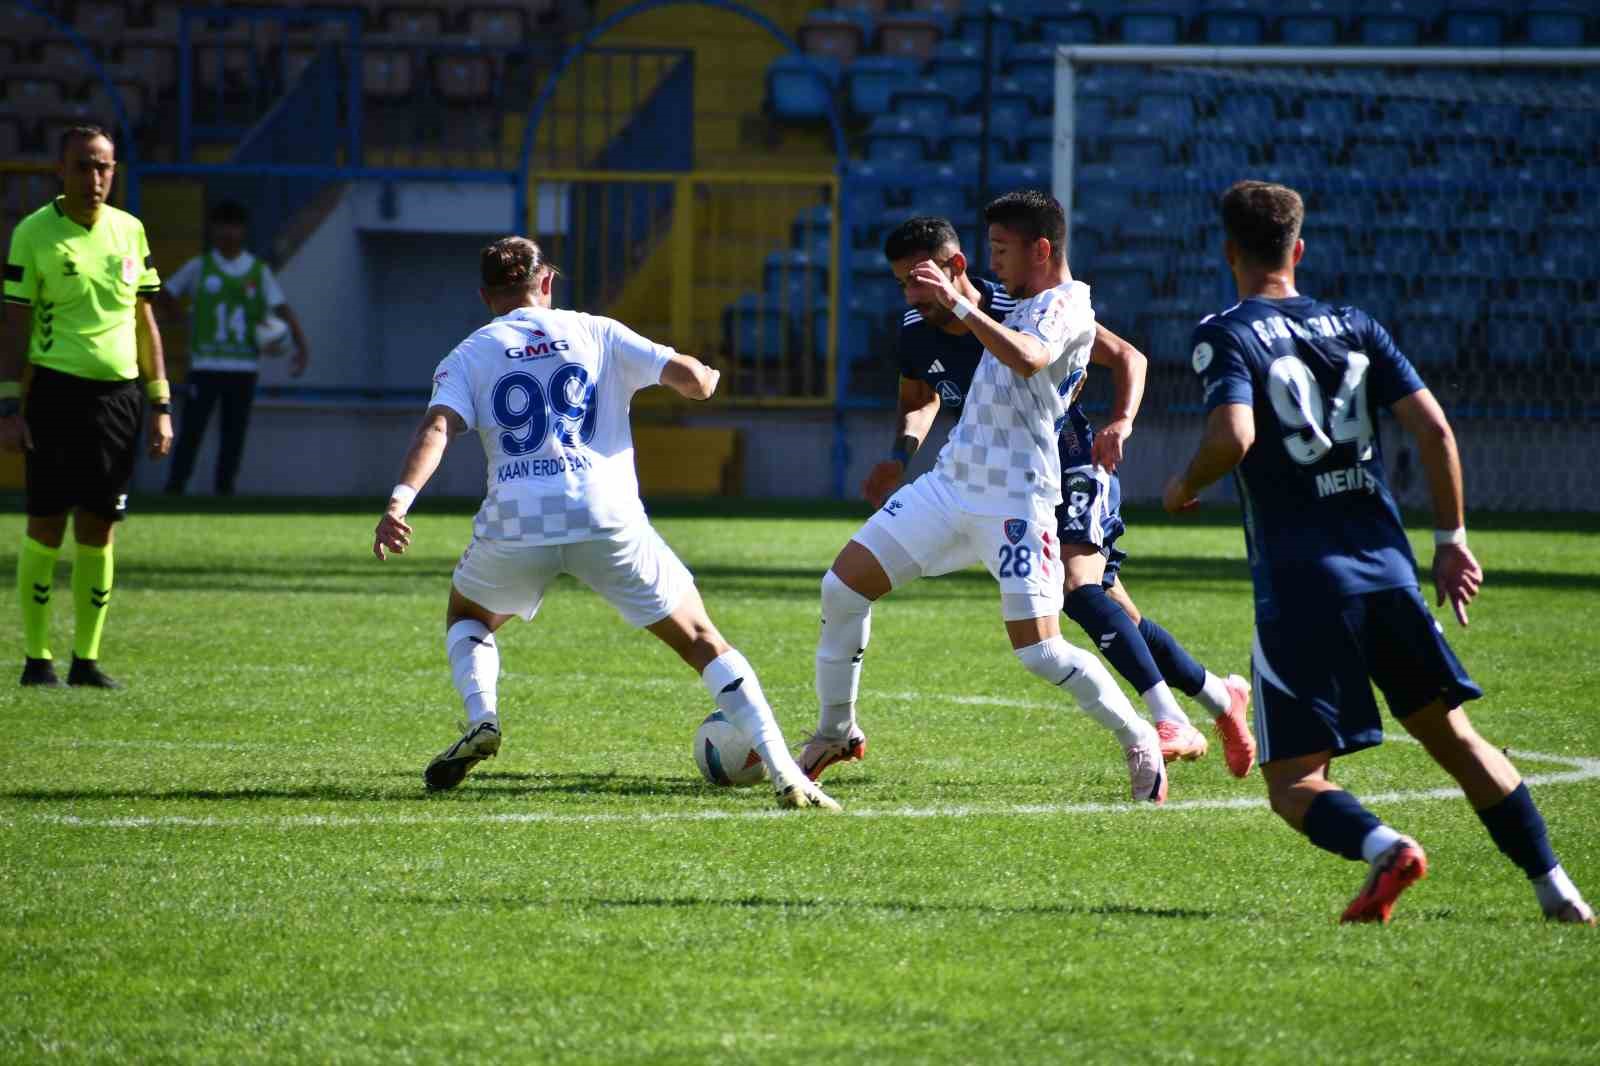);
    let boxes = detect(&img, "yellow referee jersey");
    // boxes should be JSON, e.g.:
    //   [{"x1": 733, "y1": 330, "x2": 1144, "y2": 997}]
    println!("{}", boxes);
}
[{"x1": 4, "y1": 196, "x2": 161, "y2": 382}]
